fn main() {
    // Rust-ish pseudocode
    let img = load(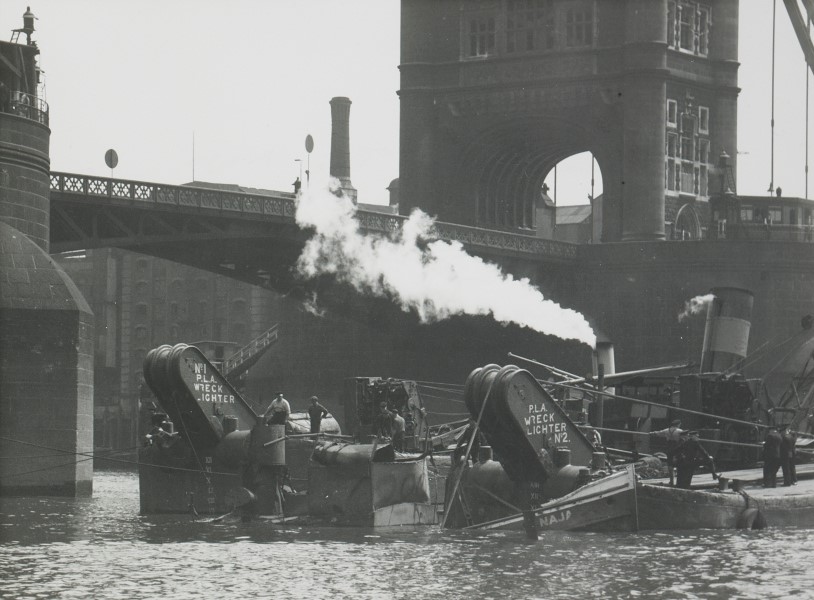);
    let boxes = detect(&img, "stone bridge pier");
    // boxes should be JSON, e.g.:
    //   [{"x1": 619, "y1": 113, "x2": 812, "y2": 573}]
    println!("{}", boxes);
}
[{"x1": 0, "y1": 38, "x2": 93, "y2": 496}]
